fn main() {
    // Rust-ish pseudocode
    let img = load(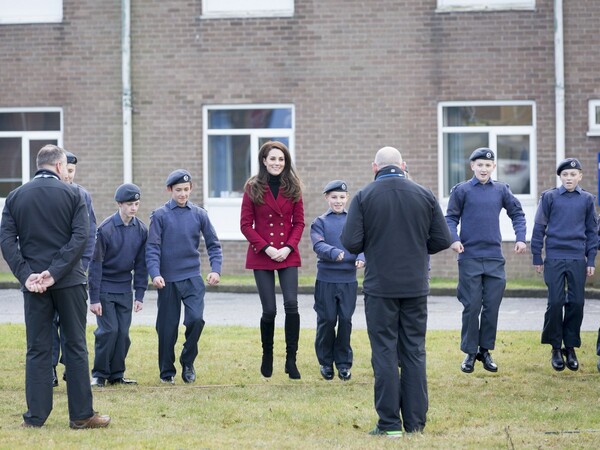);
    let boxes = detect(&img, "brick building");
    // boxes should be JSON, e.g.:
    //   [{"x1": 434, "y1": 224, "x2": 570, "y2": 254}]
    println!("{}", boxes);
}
[{"x1": 1, "y1": 1, "x2": 599, "y2": 280}]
